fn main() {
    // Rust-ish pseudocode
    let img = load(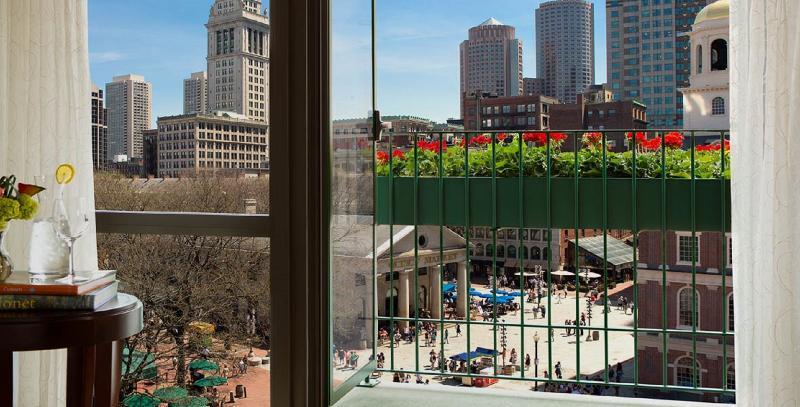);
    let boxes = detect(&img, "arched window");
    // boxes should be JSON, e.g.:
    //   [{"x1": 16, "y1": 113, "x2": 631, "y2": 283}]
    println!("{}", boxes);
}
[
  {"x1": 696, "y1": 45, "x2": 703, "y2": 73},
  {"x1": 711, "y1": 39, "x2": 728, "y2": 71},
  {"x1": 531, "y1": 246, "x2": 541, "y2": 260},
  {"x1": 728, "y1": 293, "x2": 734, "y2": 332},
  {"x1": 497, "y1": 245, "x2": 505, "y2": 258},
  {"x1": 712, "y1": 97, "x2": 725, "y2": 115},
  {"x1": 675, "y1": 356, "x2": 701, "y2": 387},
  {"x1": 726, "y1": 363, "x2": 735, "y2": 390},
  {"x1": 486, "y1": 244, "x2": 494, "y2": 257},
  {"x1": 475, "y1": 243, "x2": 484, "y2": 257},
  {"x1": 522, "y1": 246, "x2": 529, "y2": 259},
  {"x1": 678, "y1": 287, "x2": 700, "y2": 328},
  {"x1": 507, "y1": 245, "x2": 517, "y2": 259}
]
